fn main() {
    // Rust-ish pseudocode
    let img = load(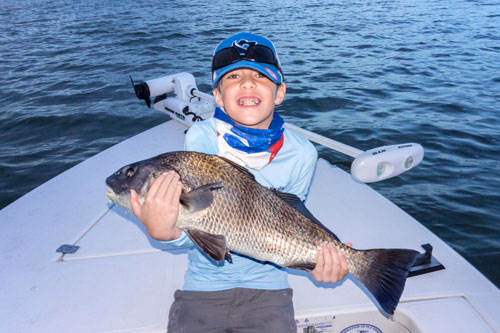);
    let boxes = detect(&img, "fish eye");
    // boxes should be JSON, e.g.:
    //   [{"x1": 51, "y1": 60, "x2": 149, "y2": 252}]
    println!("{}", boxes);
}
[{"x1": 125, "y1": 167, "x2": 135, "y2": 177}]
